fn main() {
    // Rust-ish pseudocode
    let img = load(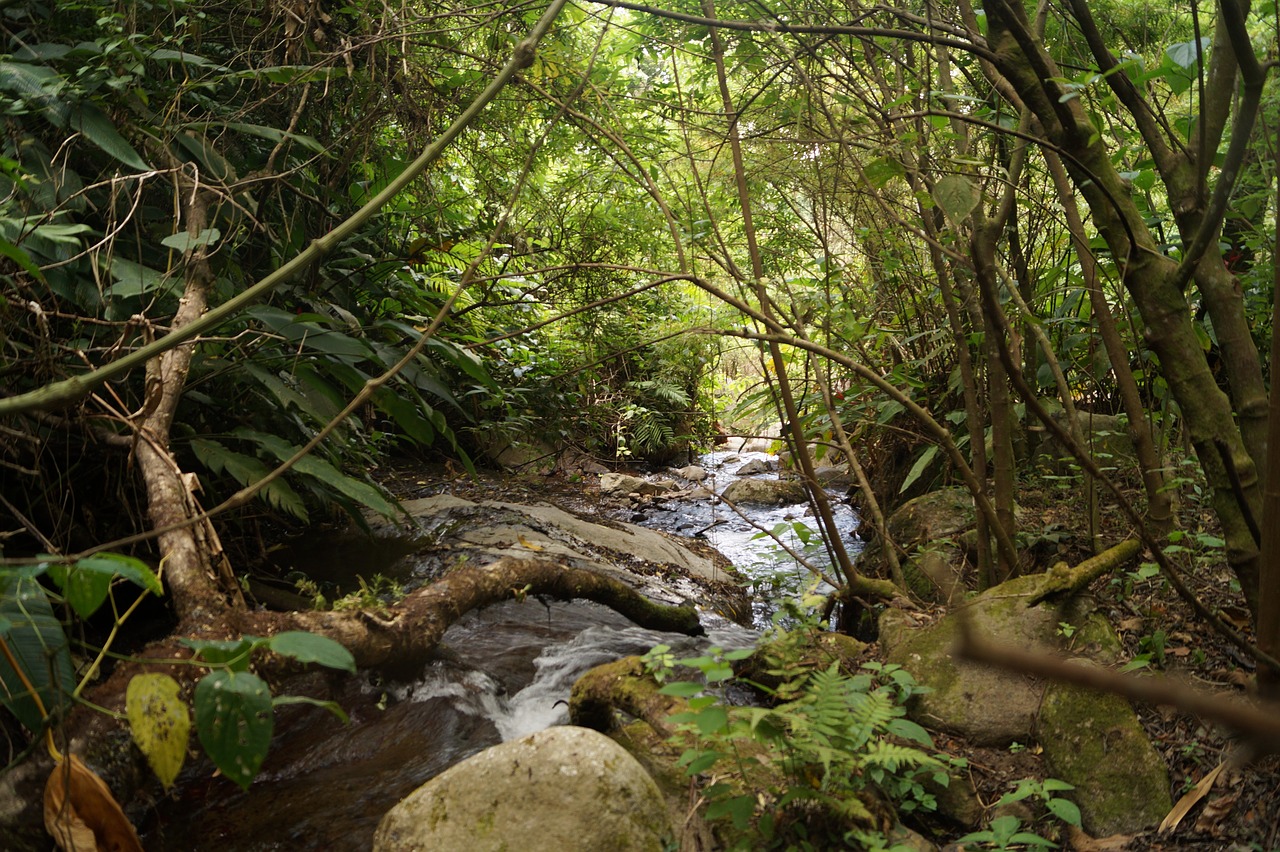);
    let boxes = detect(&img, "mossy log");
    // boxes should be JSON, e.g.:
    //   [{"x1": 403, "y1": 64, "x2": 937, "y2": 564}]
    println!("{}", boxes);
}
[
  {"x1": 1027, "y1": 538, "x2": 1141, "y2": 606},
  {"x1": 568, "y1": 656, "x2": 688, "y2": 737}
]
